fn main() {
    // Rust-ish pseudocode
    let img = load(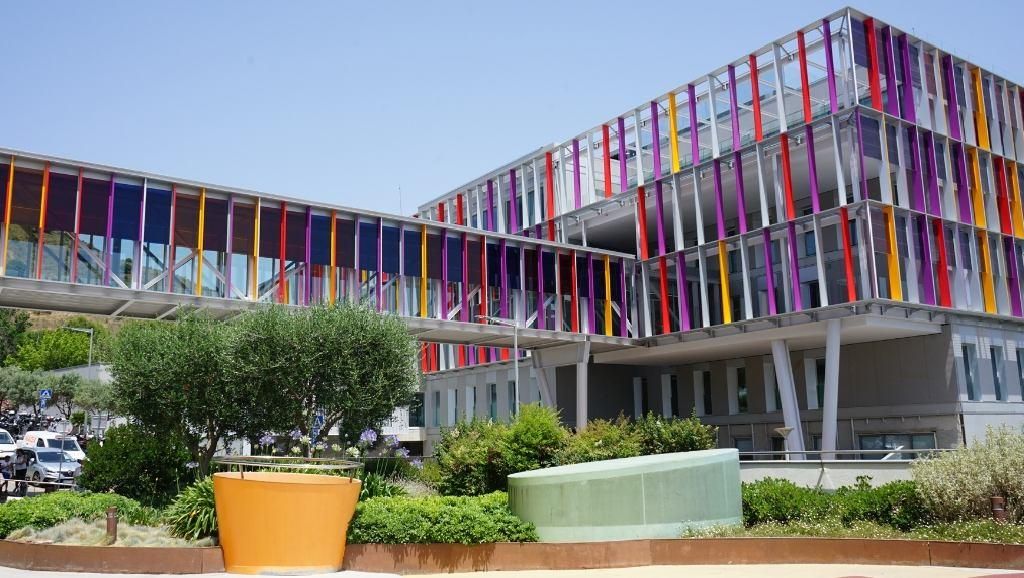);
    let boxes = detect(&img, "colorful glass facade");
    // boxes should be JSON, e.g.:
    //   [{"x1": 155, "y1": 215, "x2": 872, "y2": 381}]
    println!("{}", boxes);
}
[{"x1": 419, "y1": 7, "x2": 1024, "y2": 340}]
